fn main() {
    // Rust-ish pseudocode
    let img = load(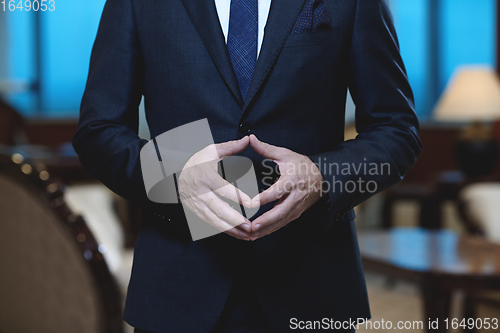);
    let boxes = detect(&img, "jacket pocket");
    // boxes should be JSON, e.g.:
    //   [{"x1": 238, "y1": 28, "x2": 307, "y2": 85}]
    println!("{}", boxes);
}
[{"x1": 283, "y1": 26, "x2": 338, "y2": 48}]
